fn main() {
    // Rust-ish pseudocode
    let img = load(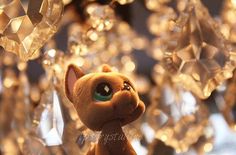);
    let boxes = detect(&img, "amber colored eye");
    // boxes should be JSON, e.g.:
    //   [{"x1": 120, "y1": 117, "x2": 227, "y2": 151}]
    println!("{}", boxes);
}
[{"x1": 94, "y1": 82, "x2": 113, "y2": 101}]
